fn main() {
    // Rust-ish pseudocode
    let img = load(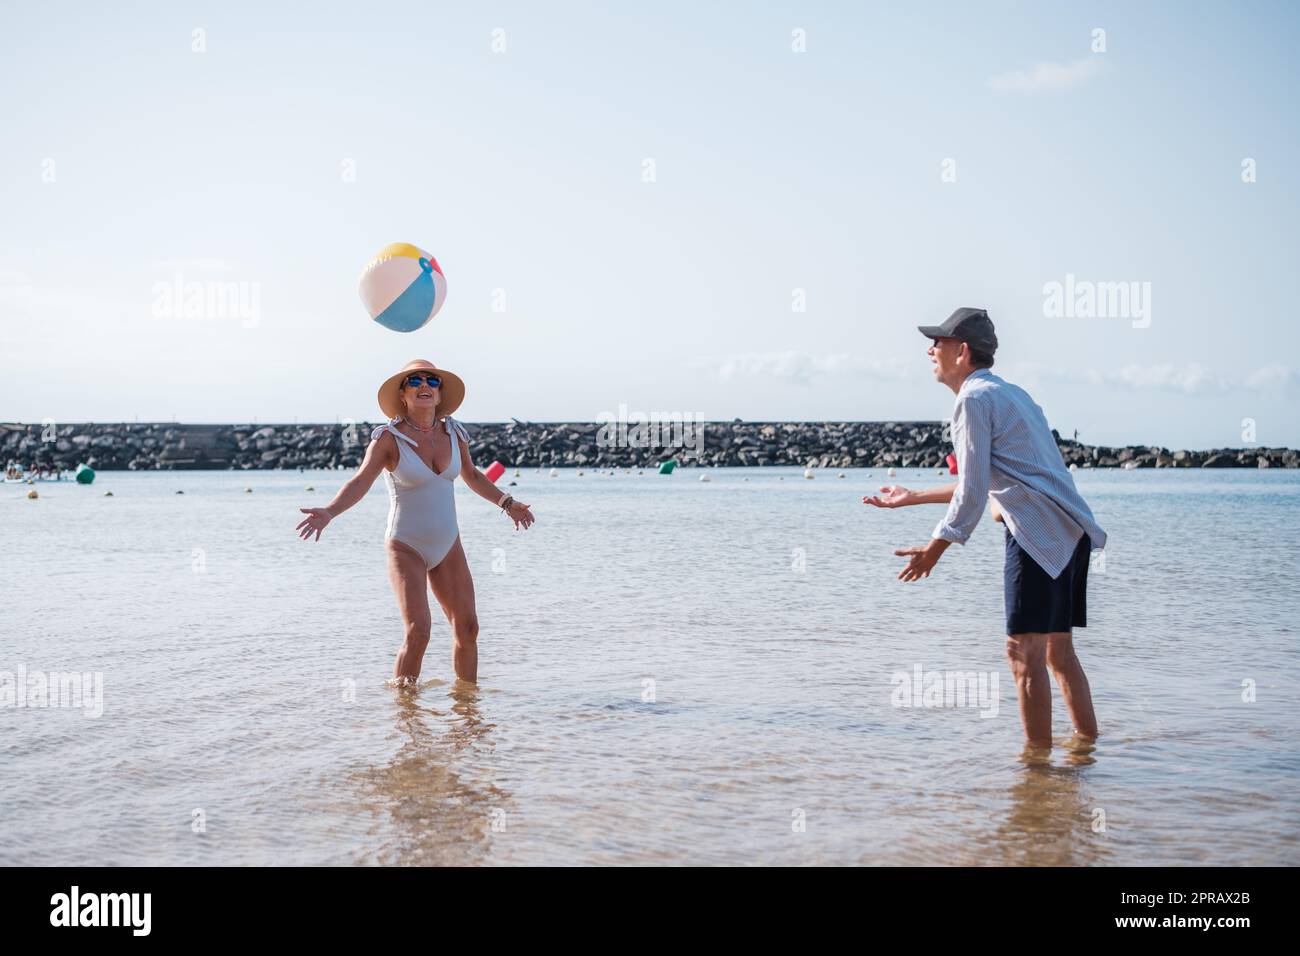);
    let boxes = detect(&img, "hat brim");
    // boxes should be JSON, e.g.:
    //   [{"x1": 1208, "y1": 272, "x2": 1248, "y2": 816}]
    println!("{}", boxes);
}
[
  {"x1": 378, "y1": 365, "x2": 466, "y2": 421},
  {"x1": 917, "y1": 325, "x2": 948, "y2": 338}
]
